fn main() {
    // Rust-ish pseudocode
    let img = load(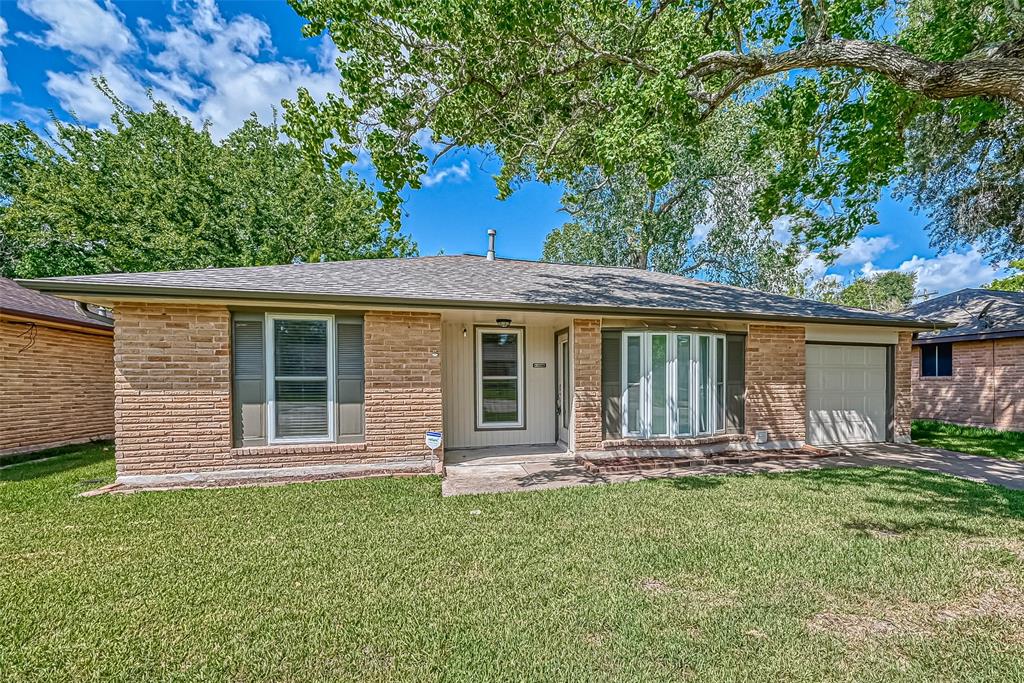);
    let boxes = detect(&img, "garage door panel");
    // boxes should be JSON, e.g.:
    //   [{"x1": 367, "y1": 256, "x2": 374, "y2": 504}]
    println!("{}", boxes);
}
[{"x1": 806, "y1": 344, "x2": 888, "y2": 445}]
